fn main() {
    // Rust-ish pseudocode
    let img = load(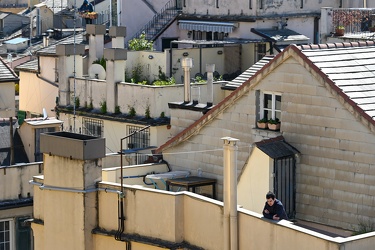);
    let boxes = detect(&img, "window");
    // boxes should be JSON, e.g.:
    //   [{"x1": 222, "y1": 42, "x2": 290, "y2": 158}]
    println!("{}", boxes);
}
[
  {"x1": 260, "y1": 92, "x2": 281, "y2": 121},
  {"x1": 82, "y1": 118, "x2": 103, "y2": 137},
  {"x1": 193, "y1": 30, "x2": 202, "y2": 40},
  {"x1": 127, "y1": 125, "x2": 150, "y2": 149},
  {"x1": 255, "y1": 43, "x2": 267, "y2": 62},
  {"x1": 0, "y1": 219, "x2": 13, "y2": 250}
]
